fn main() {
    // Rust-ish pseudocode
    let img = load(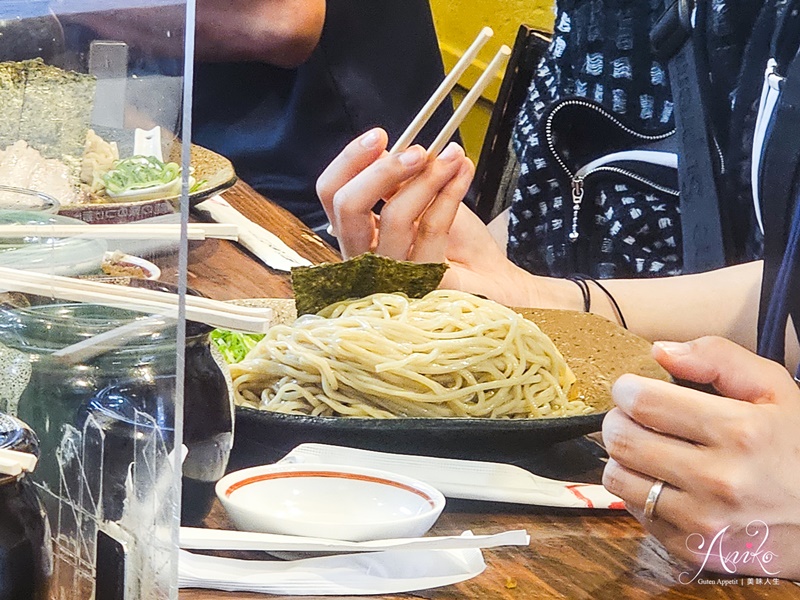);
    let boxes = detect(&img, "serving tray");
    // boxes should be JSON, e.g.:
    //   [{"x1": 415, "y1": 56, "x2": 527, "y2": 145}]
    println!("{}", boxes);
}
[{"x1": 59, "y1": 131, "x2": 237, "y2": 224}]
